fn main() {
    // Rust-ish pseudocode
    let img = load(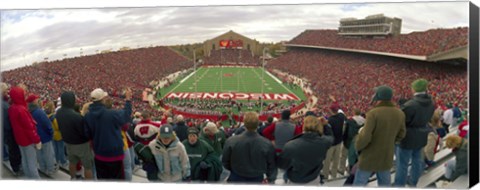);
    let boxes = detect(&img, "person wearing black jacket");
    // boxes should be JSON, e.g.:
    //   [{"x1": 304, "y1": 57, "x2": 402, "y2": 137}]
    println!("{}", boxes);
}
[
  {"x1": 56, "y1": 91, "x2": 94, "y2": 180},
  {"x1": 278, "y1": 116, "x2": 333, "y2": 185},
  {"x1": 174, "y1": 115, "x2": 188, "y2": 142},
  {"x1": 222, "y1": 111, "x2": 276, "y2": 183},
  {"x1": 322, "y1": 103, "x2": 346, "y2": 180},
  {"x1": 1, "y1": 83, "x2": 22, "y2": 175},
  {"x1": 394, "y1": 79, "x2": 435, "y2": 187}
]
